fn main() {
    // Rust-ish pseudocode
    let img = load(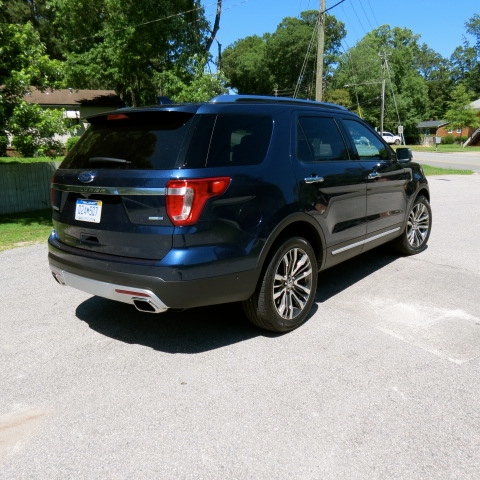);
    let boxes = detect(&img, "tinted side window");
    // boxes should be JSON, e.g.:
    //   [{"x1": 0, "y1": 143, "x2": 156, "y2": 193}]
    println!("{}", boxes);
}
[
  {"x1": 204, "y1": 114, "x2": 273, "y2": 167},
  {"x1": 297, "y1": 117, "x2": 348, "y2": 162},
  {"x1": 342, "y1": 119, "x2": 390, "y2": 160}
]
